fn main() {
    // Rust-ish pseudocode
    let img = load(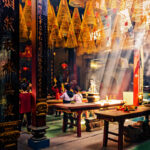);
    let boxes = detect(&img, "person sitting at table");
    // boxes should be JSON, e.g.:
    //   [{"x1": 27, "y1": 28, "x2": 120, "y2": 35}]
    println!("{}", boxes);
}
[
  {"x1": 60, "y1": 84, "x2": 74, "y2": 103},
  {"x1": 60, "y1": 84, "x2": 74, "y2": 128},
  {"x1": 72, "y1": 87, "x2": 83, "y2": 103}
]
